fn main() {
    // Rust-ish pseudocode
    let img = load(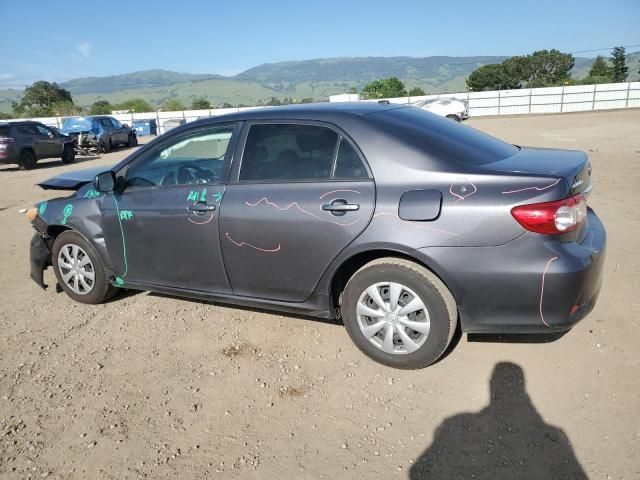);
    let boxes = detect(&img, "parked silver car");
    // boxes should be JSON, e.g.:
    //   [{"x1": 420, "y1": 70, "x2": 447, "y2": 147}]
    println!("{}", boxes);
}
[{"x1": 412, "y1": 97, "x2": 469, "y2": 122}]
